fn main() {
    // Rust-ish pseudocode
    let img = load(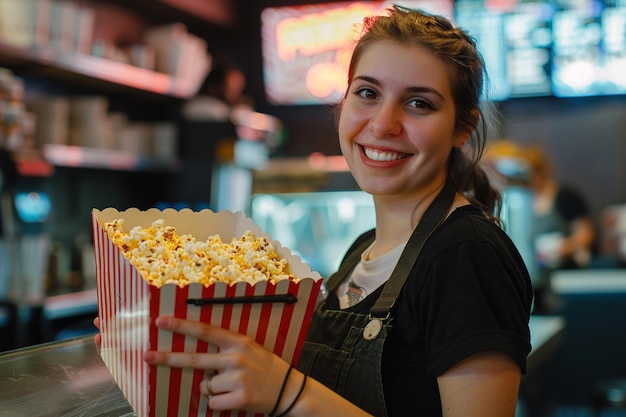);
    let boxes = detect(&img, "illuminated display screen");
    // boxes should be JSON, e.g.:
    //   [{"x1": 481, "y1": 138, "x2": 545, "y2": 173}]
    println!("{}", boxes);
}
[
  {"x1": 261, "y1": 1, "x2": 454, "y2": 105},
  {"x1": 552, "y1": 1, "x2": 626, "y2": 97},
  {"x1": 504, "y1": 2, "x2": 554, "y2": 97},
  {"x1": 455, "y1": 0, "x2": 626, "y2": 99},
  {"x1": 456, "y1": 0, "x2": 555, "y2": 100},
  {"x1": 14, "y1": 192, "x2": 51, "y2": 223},
  {"x1": 455, "y1": 2, "x2": 511, "y2": 101}
]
